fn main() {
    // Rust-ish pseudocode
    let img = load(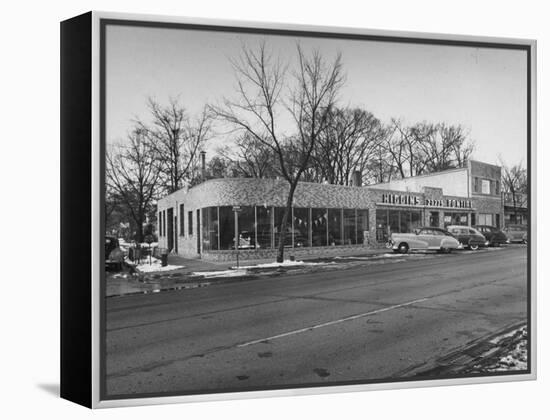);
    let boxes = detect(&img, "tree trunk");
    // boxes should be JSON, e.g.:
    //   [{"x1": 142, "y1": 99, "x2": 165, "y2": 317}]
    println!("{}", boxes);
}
[
  {"x1": 136, "y1": 214, "x2": 144, "y2": 243},
  {"x1": 276, "y1": 182, "x2": 298, "y2": 263}
]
